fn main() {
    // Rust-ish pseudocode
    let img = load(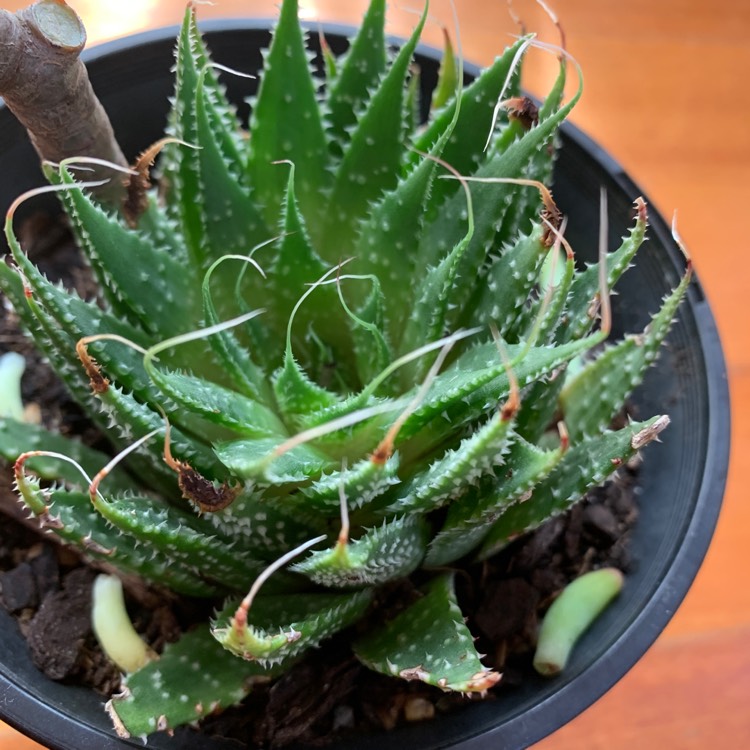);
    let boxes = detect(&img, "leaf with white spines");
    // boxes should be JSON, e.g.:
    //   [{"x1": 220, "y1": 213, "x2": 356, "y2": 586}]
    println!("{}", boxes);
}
[
  {"x1": 479, "y1": 415, "x2": 670, "y2": 557},
  {"x1": 162, "y1": 6, "x2": 242, "y2": 263},
  {"x1": 416, "y1": 62, "x2": 578, "y2": 280},
  {"x1": 246, "y1": 0, "x2": 331, "y2": 236},
  {"x1": 556, "y1": 199, "x2": 649, "y2": 346},
  {"x1": 462, "y1": 224, "x2": 548, "y2": 337},
  {"x1": 0, "y1": 418, "x2": 138, "y2": 495},
  {"x1": 18, "y1": 484, "x2": 217, "y2": 596},
  {"x1": 300, "y1": 453, "x2": 400, "y2": 512},
  {"x1": 386, "y1": 406, "x2": 516, "y2": 514},
  {"x1": 397, "y1": 333, "x2": 602, "y2": 446},
  {"x1": 292, "y1": 515, "x2": 429, "y2": 588},
  {"x1": 52, "y1": 167, "x2": 200, "y2": 337},
  {"x1": 92, "y1": 384, "x2": 227, "y2": 495},
  {"x1": 322, "y1": 4, "x2": 428, "y2": 254},
  {"x1": 146, "y1": 367, "x2": 287, "y2": 438},
  {"x1": 213, "y1": 588, "x2": 373, "y2": 663},
  {"x1": 198, "y1": 486, "x2": 328, "y2": 559},
  {"x1": 108, "y1": 625, "x2": 277, "y2": 738},
  {"x1": 3, "y1": 227, "x2": 155, "y2": 394},
  {"x1": 413, "y1": 36, "x2": 528, "y2": 215},
  {"x1": 561, "y1": 266, "x2": 692, "y2": 441},
  {"x1": 425, "y1": 434, "x2": 566, "y2": 566},
  {"x1": 353, "y1": 573, "x2": 500, "y2": 692},
  {"x1": 89, "y1": 492, "x2": 278, "y2": 591},
  {"x1": 194, "y1": 70, "x2": 271, "y2": 272},
  {"x1": 325, "y1": 0, "x2": 386, "y2": 148}
]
